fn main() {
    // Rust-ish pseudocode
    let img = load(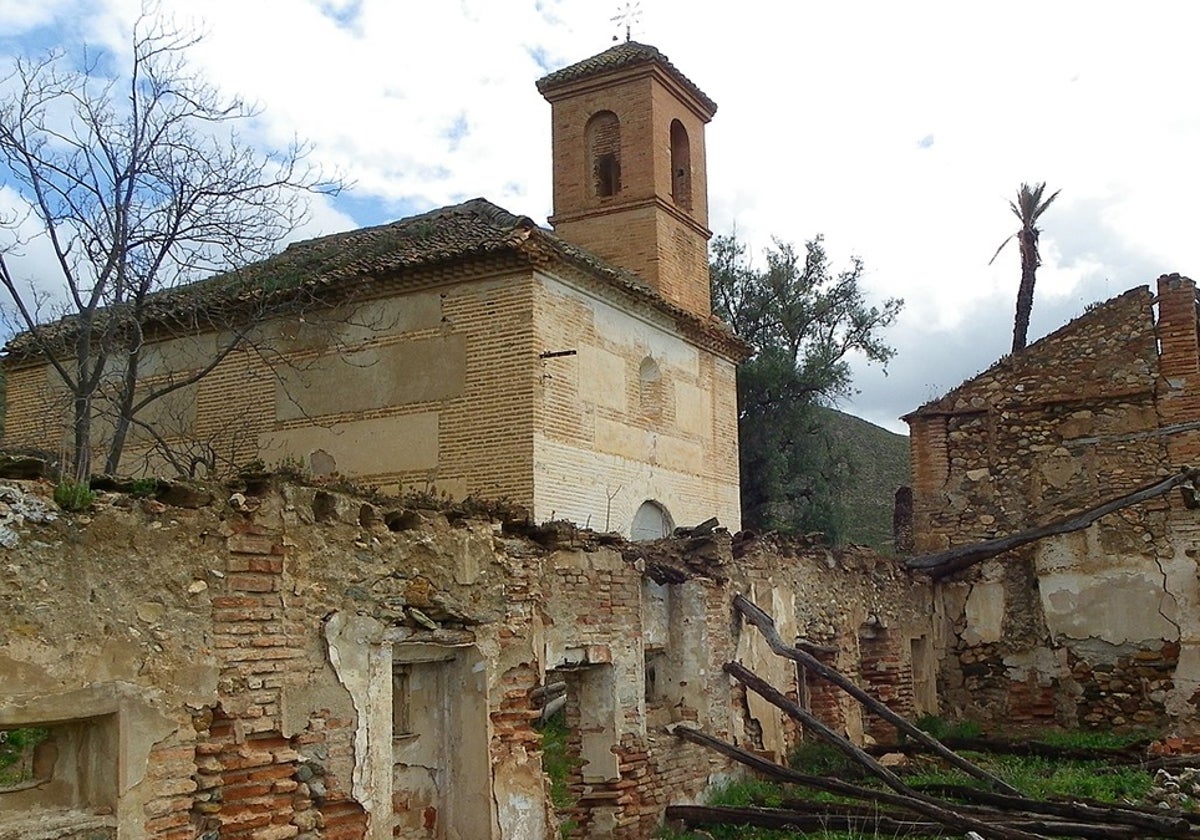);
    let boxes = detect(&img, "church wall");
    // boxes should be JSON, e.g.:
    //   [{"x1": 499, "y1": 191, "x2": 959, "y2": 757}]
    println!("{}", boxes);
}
[
  {"x1": 2, "y1": 270, "x2": 539, "y2": 507},
  {"x1": 531, "y1": 271, "x2": 740, "y2": 534}
]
